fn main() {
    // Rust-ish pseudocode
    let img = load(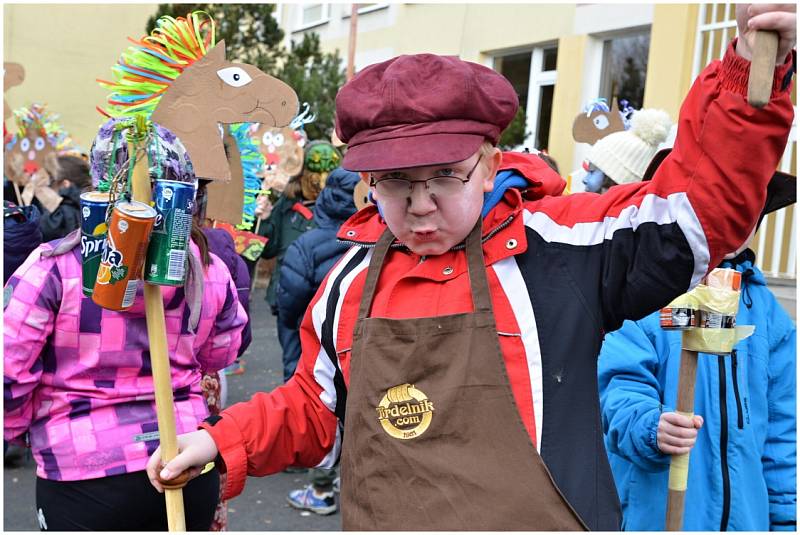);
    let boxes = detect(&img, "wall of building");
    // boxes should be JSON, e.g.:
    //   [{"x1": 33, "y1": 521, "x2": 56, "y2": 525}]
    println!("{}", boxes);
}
[
  {"x1": 4, "y1": 4, "x2": 157, "y2": 150},
  {"x1": 643, "y1": 4, "x2": 699, "y2": 118}
]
